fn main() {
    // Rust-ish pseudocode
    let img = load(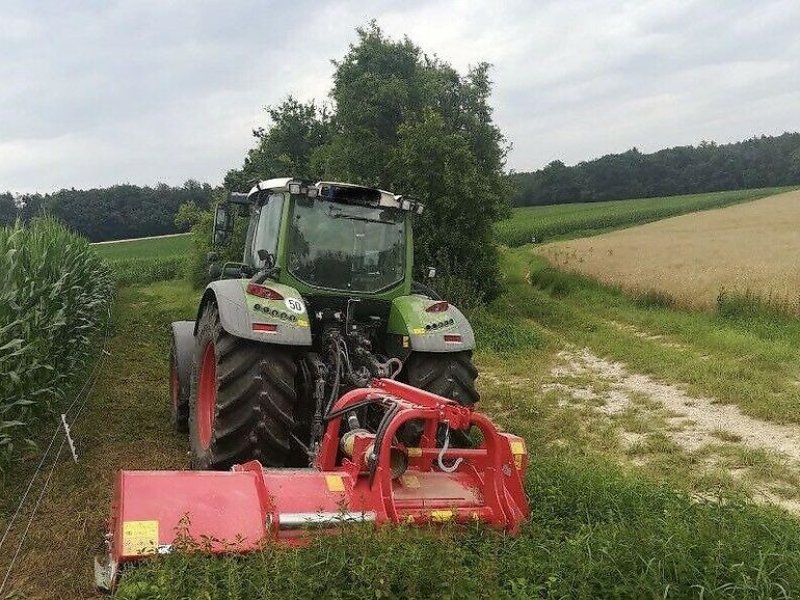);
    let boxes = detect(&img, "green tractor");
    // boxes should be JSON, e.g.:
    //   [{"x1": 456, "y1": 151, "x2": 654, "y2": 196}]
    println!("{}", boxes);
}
[{"x1": 170, "y1": 178, "x2": 479, "y2": 469}]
